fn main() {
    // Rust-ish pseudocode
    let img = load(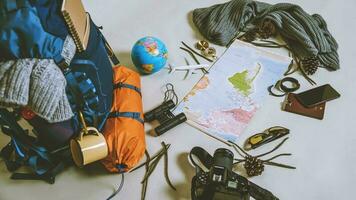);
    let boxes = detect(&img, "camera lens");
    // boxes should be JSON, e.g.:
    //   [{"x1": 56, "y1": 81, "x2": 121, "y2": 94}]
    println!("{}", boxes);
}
[{"x1": 213, "y1": 148, "x2": 234, "y2": 171}]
